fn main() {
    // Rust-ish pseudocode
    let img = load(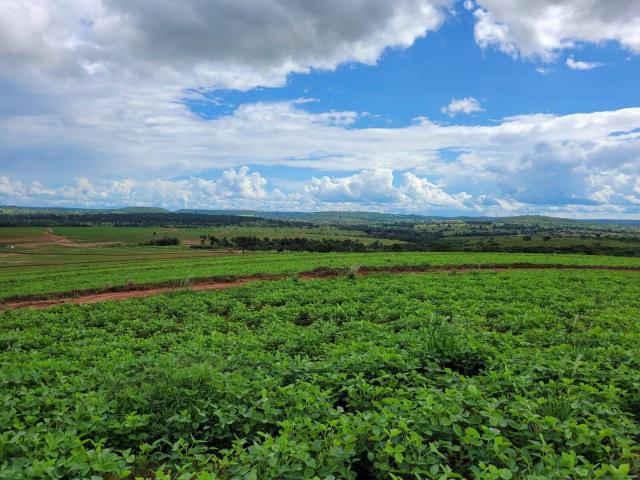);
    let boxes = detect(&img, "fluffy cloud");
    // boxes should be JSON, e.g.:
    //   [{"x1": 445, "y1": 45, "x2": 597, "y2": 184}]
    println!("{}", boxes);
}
[
  {"x1": 441, "y1": 97, "x2": 483, "y2": 116},
  {"x1": 0, "y1": 0, "x2": 450, "y2": 91},
  {"x1": 0, "y1": 167, "x2": 475, "y2": 212},
  {"x1": 305, "y1": 169, "x2": 399, "y2": 203},
  {"x1": 400, "y1": 172, "x2": 472, "y2": 208},
  {"x1": 565, "y1": 57, "x2": 603, "y2": 70},
  {"x1": 1, "y1": 1, "x2": 639, "y2": 218},
  {"x1": 471, "y1": 0, "x2": 640, "y2": 60},
  {"x1": 0, "y1": 167, "x2": 285, "y2": 209},
  {"x1": 0, "y1": 0, "x2": 453, "y2": 182},
  {"x1": 2, "y1": 99, "x2": 640, "y2": 216},
  {"x1": 303, "y1": 168, "x2": 470, "y2": 208},
  {"x1": 472, "y1": 7, "x2": 519, "y2": 57},
  {"x1": 2, "y1": 162, "x2": 639, "y2": 218}
]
